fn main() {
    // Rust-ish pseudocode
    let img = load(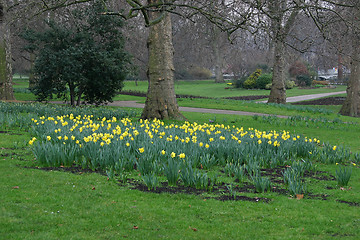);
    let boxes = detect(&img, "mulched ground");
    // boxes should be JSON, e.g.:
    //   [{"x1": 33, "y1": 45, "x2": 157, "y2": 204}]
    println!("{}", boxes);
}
[
  {"x1": 292, "y1": 97, "x2": 346, "y2": 106},
  {"x1": 26, "y1": 164, "x2": 360, "y2": 206}
]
